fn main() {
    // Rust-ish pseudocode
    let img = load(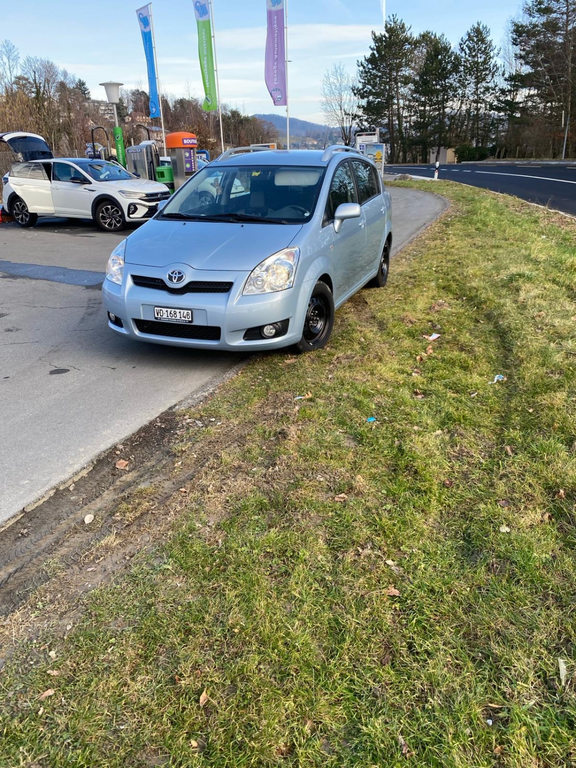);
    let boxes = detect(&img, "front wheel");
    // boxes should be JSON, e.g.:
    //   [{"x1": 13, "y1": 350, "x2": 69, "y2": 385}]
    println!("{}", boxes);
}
[
  {"x1": 95, "y1": 200, "x2": 126, "y2": 232},
  {"x1": 11, "y1": 197, "x2": 37, "y2": 228},
  {"x1": 294, "y1": 281, "x2": 334, "y2": 353}
]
